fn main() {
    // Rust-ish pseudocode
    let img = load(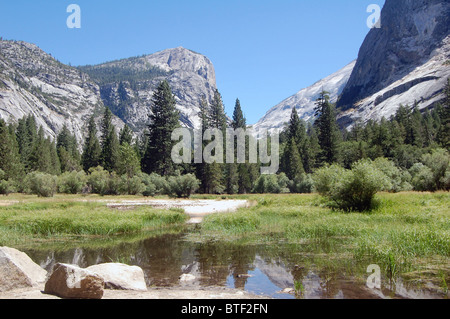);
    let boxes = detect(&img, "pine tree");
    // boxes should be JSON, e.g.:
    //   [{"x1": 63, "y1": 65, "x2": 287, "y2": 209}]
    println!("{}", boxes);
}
[
  {"x1": 82, "y1": 116, "x2": 102, "y2": 172},
  {"x1": 57, "y1": 125, "x2": 81, "y2": 172},
  {"x1": 314, "y1": 91, "x2": 341, "y2": 165},
  {"x1": 283, "y1": 138, "x2": 304, "y2": 181},
  {"x1": 225, "y1": 98, "x2": 248, "y2": 194},
  {"x1": 16, "y1": 115, "x2": 37, "y2": 172},
  {"x1": 437, "y1": 78, "x2": 450, "y2": 149},
  {"x1": 194, "y1": 96, "x2": 225, "y2": 194},
  {"x1": 231, "y1": 98, "x2": 246, "y2": 129},
  {"x1": 119, "y1": 124, "x2": 133, "y2": 146},
  {"x1": 411, "y1": 104, "x2": 425, "y2": 148},
  {"x1": 143, "y1": 80, "x2": 180, "y2": 176},
  {"x1": 100, "y1": 107, "x2": 120, "y2": 172},
  {"x1": 0, "y1": 120, "x2": 24, "y2": 181},
  {"x1": 210, "y1": 89, "x2": 227, "y2": 131},
  {"x1": 29, "y1": 126, "x2": 60, "y2": 175}
]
